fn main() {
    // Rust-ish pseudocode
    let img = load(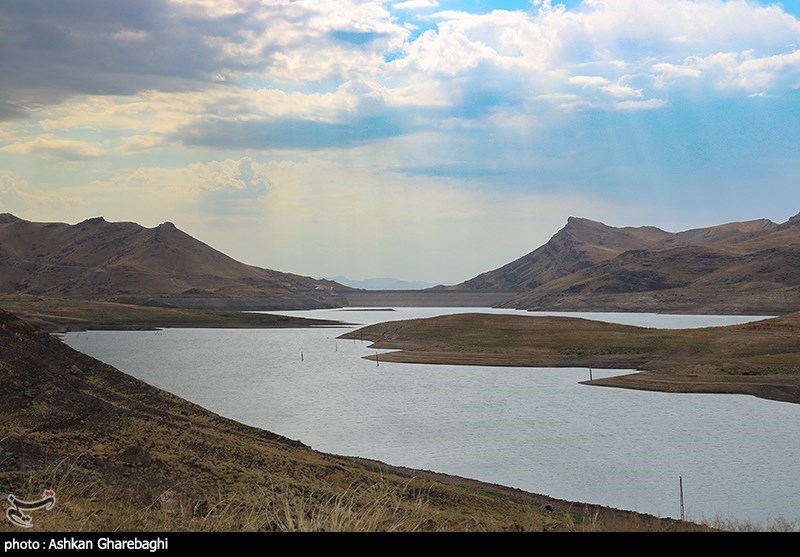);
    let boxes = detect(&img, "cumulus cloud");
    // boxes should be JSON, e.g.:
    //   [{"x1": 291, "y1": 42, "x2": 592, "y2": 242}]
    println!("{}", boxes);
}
[
  {"x1": 653, "y1": 49, "x2": 800, "y2": 93},
  {"x1": 377, "y1": 0, "x2": 800, "y2": 122},
  {"x1": 188, "y1": 157, "x2": 274, "y2": 201},
  {"x1": 2, "y1": 0, "x2": 799, "y2": 152}
]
